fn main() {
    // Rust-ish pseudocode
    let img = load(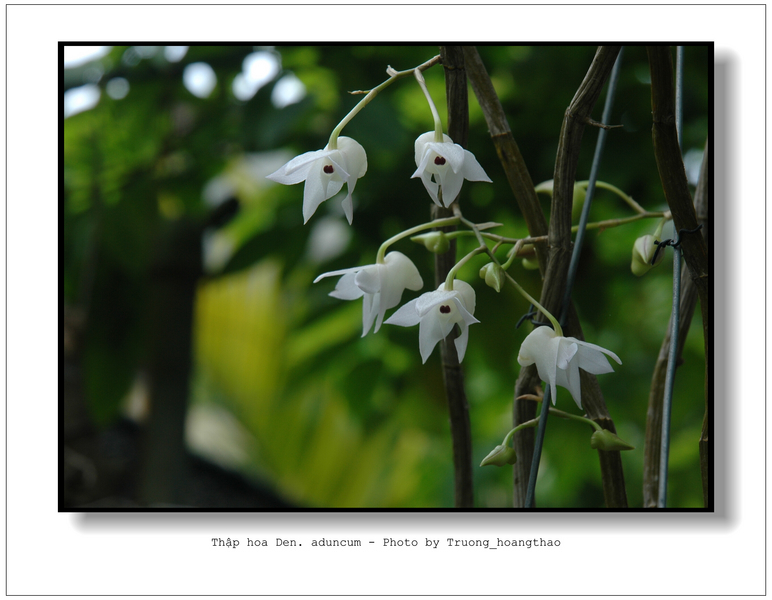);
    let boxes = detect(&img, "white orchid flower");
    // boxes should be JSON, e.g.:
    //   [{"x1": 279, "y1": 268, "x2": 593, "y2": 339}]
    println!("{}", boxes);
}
[
  {"x1": 385, "y1": 279, "x2": 479, "y2": 363},
  {"x1": 412, "y1": 132, "x2": 491, "y2": 207},
  {"x1": 314, "y1": 251, "x2": 423, "y2": 336},
  {"x1": 267, "y1": 136, "x2": 367, "y2": 225},
  {"x1": 517, "y1": 326, "x2": 621, "y2": 409}
]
